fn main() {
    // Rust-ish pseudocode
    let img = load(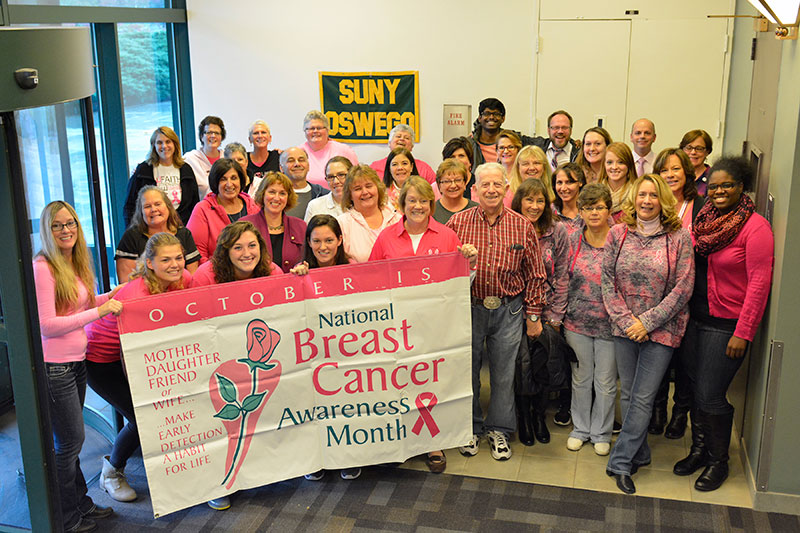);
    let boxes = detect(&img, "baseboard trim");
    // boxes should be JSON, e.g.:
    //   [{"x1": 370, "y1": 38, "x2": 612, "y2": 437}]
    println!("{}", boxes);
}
[{"x1": 742, "y1": 437, "x2": 800, "y2": 515}]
